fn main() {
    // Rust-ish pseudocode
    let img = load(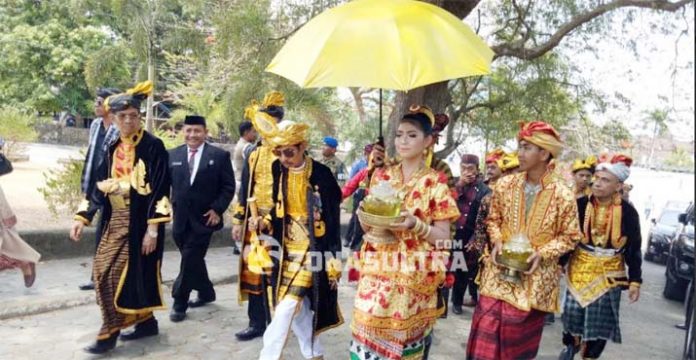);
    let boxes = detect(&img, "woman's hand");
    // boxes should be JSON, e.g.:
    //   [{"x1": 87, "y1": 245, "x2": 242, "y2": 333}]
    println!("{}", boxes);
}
[{"x1": 389, "y1": 211, "x2": 416, "y2": 232}]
